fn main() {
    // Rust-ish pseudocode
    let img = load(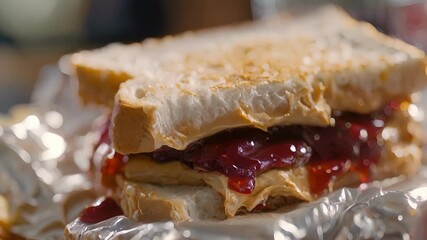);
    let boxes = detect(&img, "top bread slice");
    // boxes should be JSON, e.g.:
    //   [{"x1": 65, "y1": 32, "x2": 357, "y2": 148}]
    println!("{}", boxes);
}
[
  {"x1": 109, "y1": 7, "x2": 426, "y2": 154},
  {"x1": 71, "y1": 17, "x2": 281, "y2": 107}
]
